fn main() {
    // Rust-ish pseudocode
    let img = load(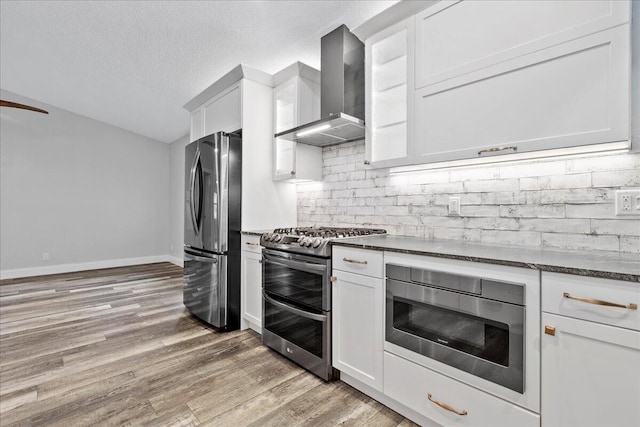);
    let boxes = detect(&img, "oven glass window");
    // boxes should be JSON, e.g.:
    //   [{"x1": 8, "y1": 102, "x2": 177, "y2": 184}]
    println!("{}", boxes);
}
[
  {"x1": 264, "y1": 298, "x2": 324, "y2": 358},
  {"x1": 263, "y1": 259, "x2": 324, "y2": 310},
  {"x1": 393, "y1": 297, "x2": 509, "y2": 366}
]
